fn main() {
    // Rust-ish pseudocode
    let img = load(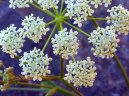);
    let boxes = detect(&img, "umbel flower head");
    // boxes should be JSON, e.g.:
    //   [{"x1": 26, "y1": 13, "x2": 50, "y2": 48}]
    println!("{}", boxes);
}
[
  {"x1": 65, "y1": 0, "x2": 94, "y2": 27},
  {"x1": 35, "y1": 0, "x2": 59, "y2": 10},
  {"x1": 9, "y1": 0, "x2": 33, "y2": 9},
  {"x1": 19, "y1": 47, "x2": 52, "y2": 81},
  {"x1": 64, "y1": 57, "x2": 97, "y2": 87},
  {"x1": 0, "y1": 24, "x2": 24, "y2": 58},
  {"x1": 106, "y1": 5, "x2": 129, "y2": 35},
  {"x1": 90, "y1": 0, "x2": 112, "y2": 8},
  {"x1": 9, "y1": 0, "x2": 59, "y2": 10},
  {"x1": 19, "y1": 14, "x2": 49, "y2": 43},
  {"x1": 51, "y1": 28, "x2": 79, "y2": 59},
  {"x1": 88, "y1": 26, "x2": 120, "y2": 58}
]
